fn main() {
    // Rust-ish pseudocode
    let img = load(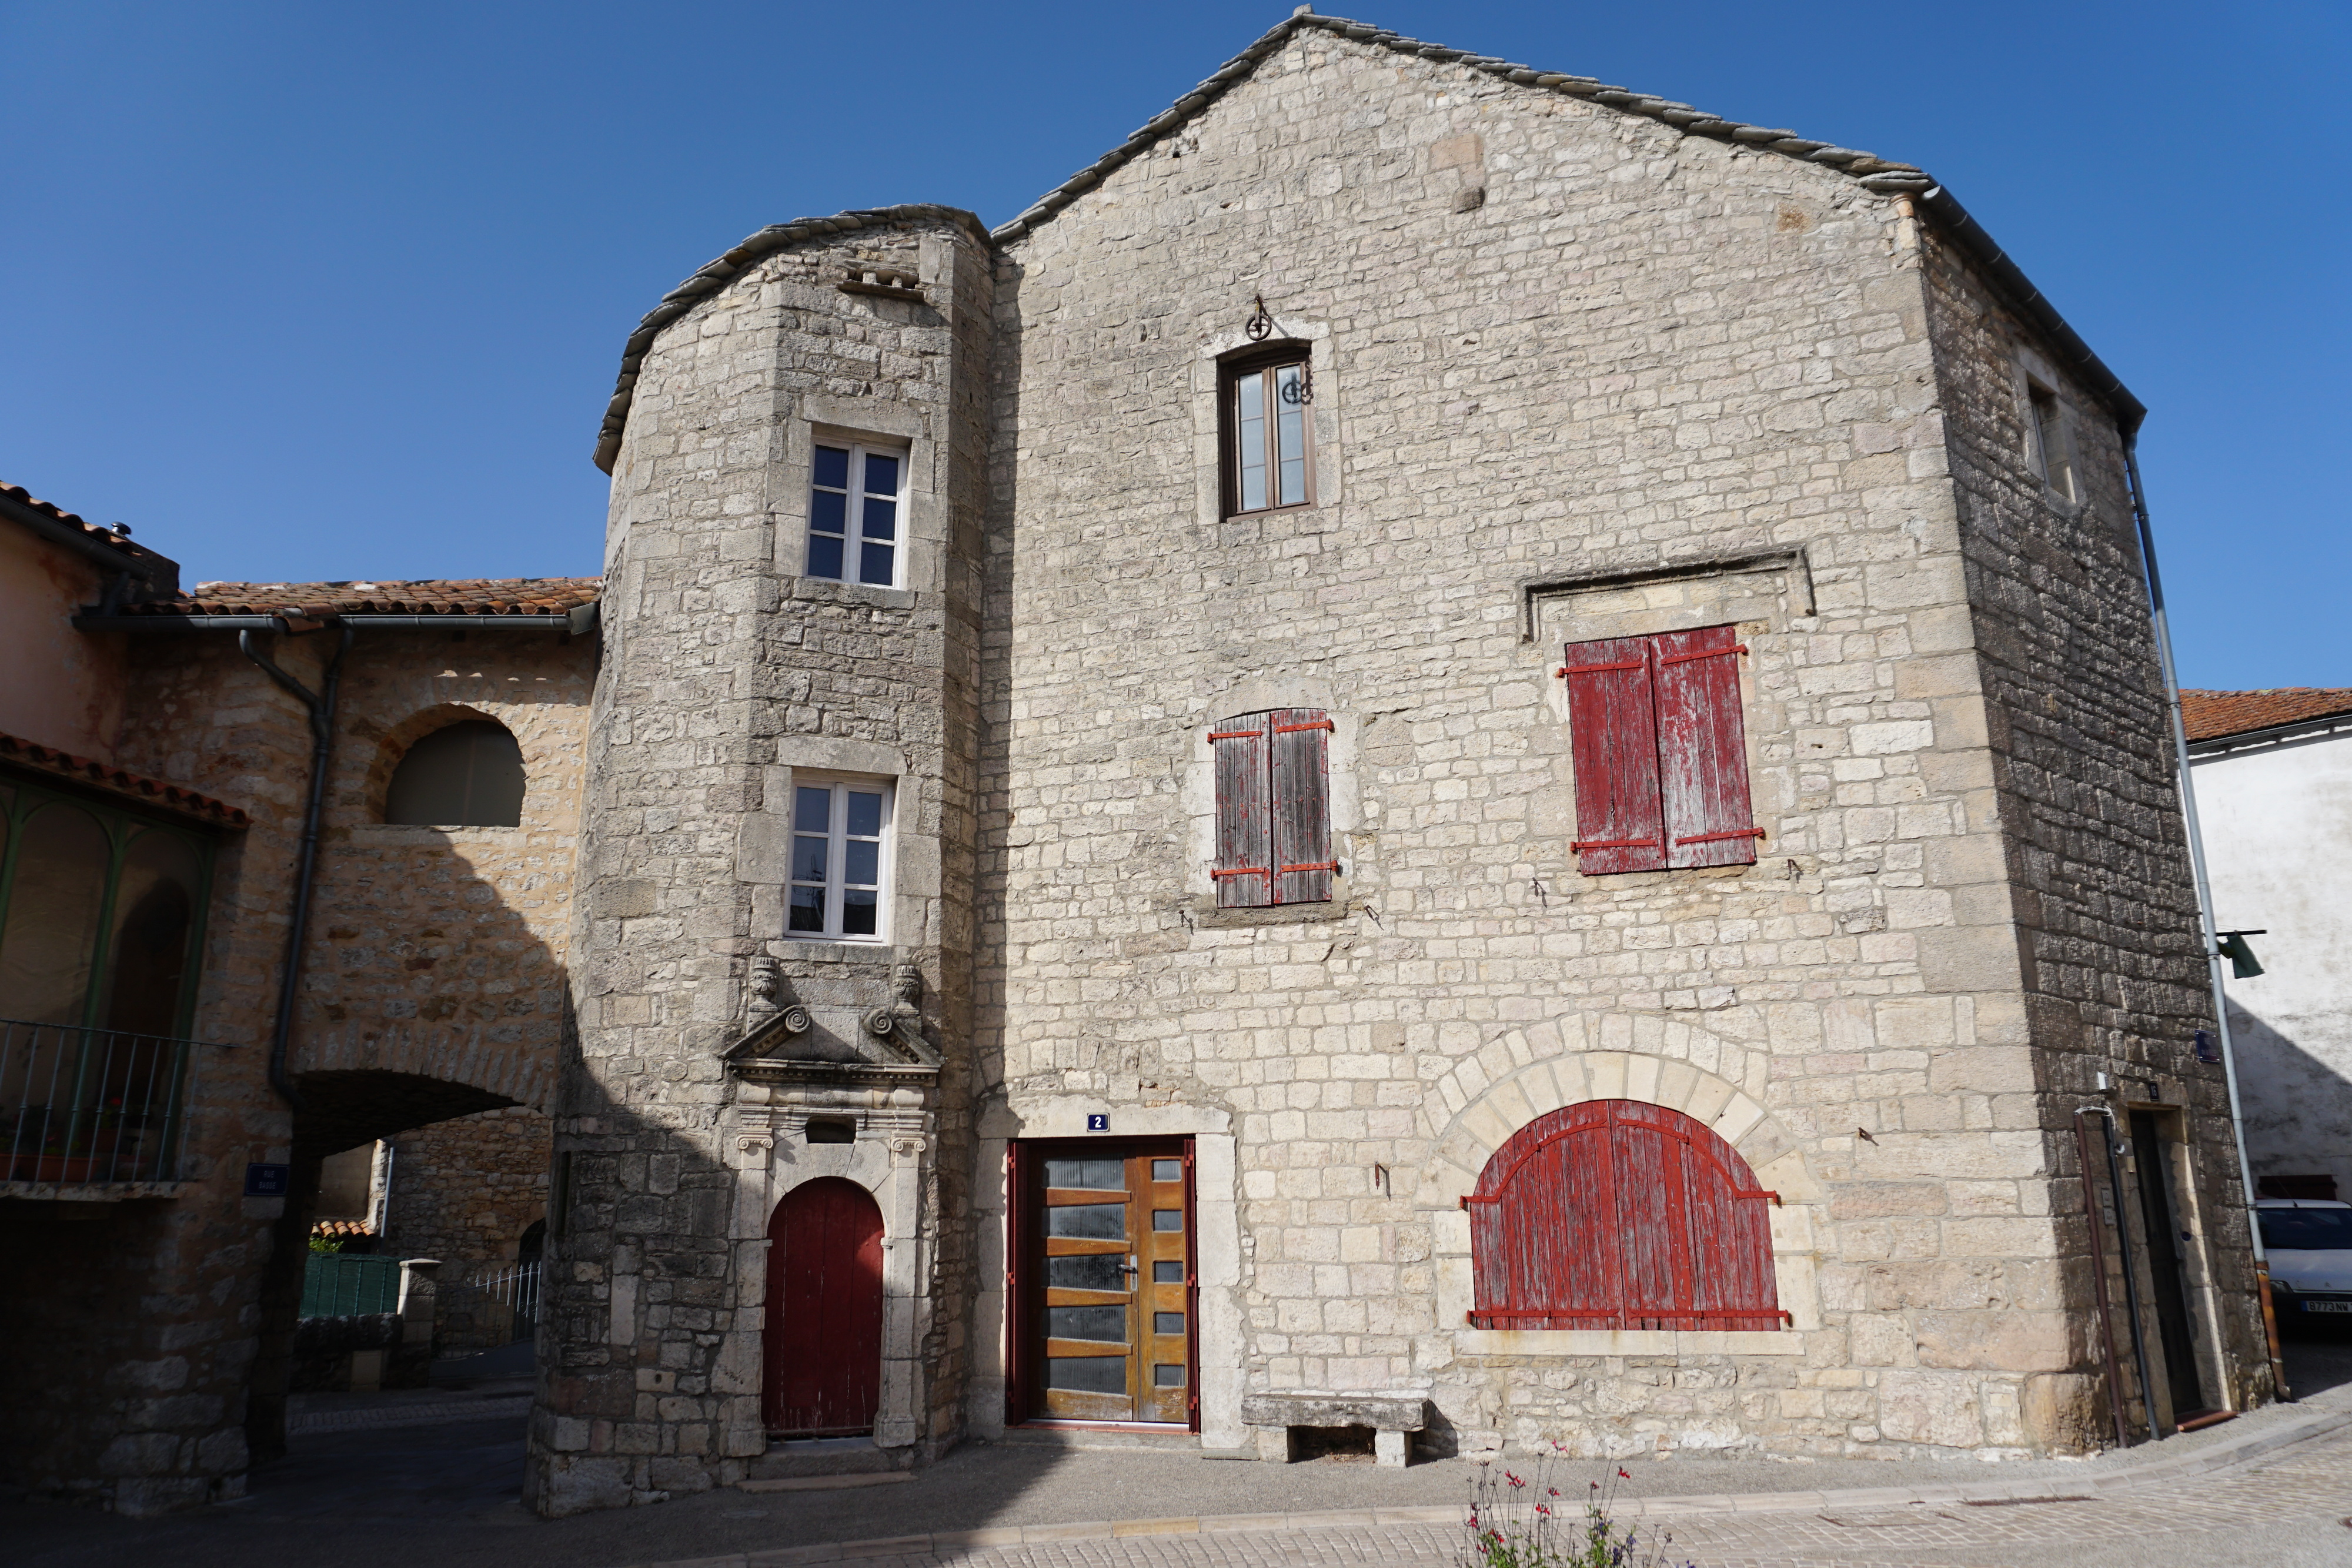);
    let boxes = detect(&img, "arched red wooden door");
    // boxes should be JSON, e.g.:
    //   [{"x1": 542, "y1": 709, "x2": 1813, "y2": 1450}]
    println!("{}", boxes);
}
[
  {"x1": 1466, "y1": 1099, "x2": 1782, "y2": 1331},
  {"x1": 764, "y1": 1177, "x2": 884, "y2": 1435}
]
